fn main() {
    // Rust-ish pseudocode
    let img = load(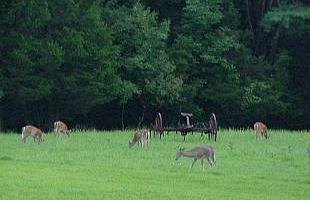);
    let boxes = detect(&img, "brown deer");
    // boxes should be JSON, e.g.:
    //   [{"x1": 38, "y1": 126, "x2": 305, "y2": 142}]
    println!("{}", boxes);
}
[
  {"x1": 21, "y1": 125, "x2": 44, "y2": 143},
  {"x1": 175, "y1": 145, "x2": 216, "y2": 170},
  {"x1": 254, "y1": 122, "x2": 268, "y2": 139},
  {"x1": 54, "y1": 121, "x2": 70, "y2": 137},
  {"x1": 129, "y1": 129, "x2": 150, "y2": 148}
]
